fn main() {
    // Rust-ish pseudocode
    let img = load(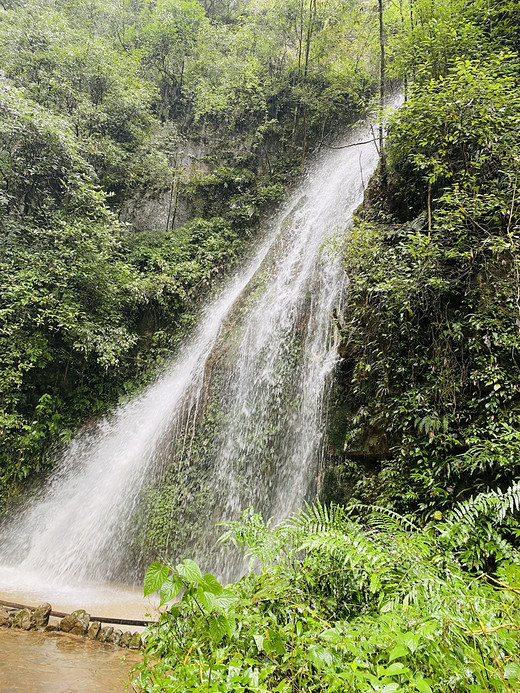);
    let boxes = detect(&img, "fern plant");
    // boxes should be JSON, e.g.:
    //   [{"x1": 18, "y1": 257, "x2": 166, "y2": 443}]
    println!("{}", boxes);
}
[
  {"x1": 438, "y1": 482, "x2": 520, "y2": 570},
  {"x1": 136, "y1": 491, "x2": 520, "y2": 692}
]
